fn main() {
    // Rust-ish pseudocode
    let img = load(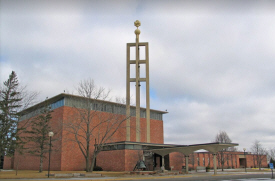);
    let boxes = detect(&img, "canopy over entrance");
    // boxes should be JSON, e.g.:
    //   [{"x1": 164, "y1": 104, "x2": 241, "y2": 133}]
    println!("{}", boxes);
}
[
  {"x1": 147, "y1": 142, "x2": 238, "y2": 175},
  {"x1": 101, "y1": 141, "x2": 238, "y2": 154},
  {"x1": 148, "y1": 142, "x2": 238, "y2": 156},
  {"x1": 101, "y1": 141, "x2": 238, "y2": 174}
]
